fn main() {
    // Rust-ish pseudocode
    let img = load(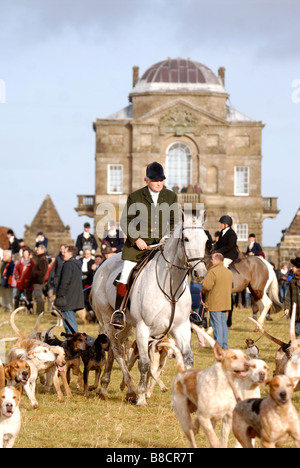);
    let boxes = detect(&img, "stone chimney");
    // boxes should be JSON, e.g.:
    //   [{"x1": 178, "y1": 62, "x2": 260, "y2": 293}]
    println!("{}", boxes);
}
[
  {"x1": 218, "y1": 67, "x2": 225, "y2": 86},
  {"x1": 132, "y1": 66, "x2": 139, "y2": 87}
]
